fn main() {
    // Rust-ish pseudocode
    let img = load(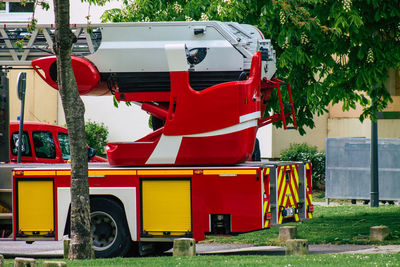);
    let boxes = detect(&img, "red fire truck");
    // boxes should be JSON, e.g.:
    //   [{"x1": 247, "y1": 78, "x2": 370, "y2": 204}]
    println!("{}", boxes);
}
[
  {"x1": 12, "y1": 161, "x2": 313, "y2": 257},
  {"x1": 0, "y1": 21, "x2": 313, "y2": 258},
  {"x1": 9, "y1": 121, "x2": 107, "y2": 163}
]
